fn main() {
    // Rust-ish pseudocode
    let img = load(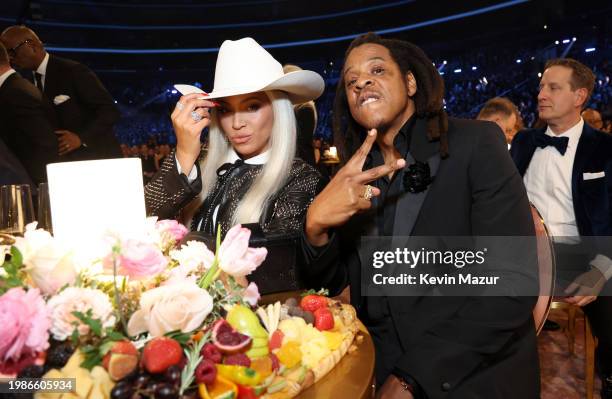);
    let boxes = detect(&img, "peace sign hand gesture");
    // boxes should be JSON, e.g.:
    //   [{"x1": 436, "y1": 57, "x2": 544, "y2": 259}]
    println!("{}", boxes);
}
[{"x1": 305, "y1": 129, "x2": 405, "y2": 246}]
